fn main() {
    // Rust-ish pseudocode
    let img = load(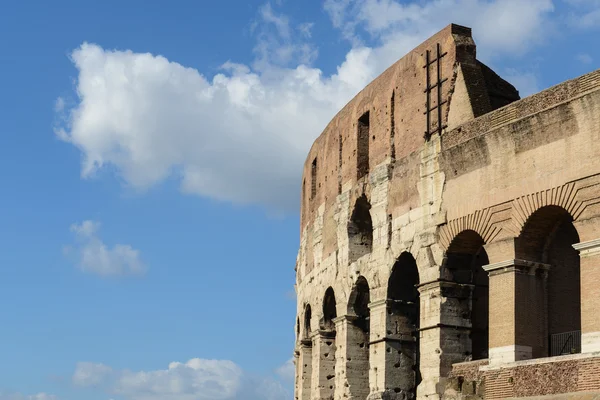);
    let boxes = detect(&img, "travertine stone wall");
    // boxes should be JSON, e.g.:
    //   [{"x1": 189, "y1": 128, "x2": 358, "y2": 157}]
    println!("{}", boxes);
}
[{"x1": 294, "y1": 22, "x2": 600, "y2": 400}]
